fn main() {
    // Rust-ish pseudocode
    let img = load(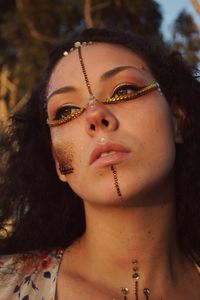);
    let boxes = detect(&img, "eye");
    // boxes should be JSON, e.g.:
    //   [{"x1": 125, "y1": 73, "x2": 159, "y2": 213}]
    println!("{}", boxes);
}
[
  {"x1": 100, "y1": 82, "x2": 158, "y2": 105},
  {"x1": 112, "y1": 84, "x2": 143, "y2": 98},
  {"x1": 55, "y1": 105, "x2": 81, "y2": 120},
  {"x1": 47, "y1": 104, "x2": 86, "y2": 127}
]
